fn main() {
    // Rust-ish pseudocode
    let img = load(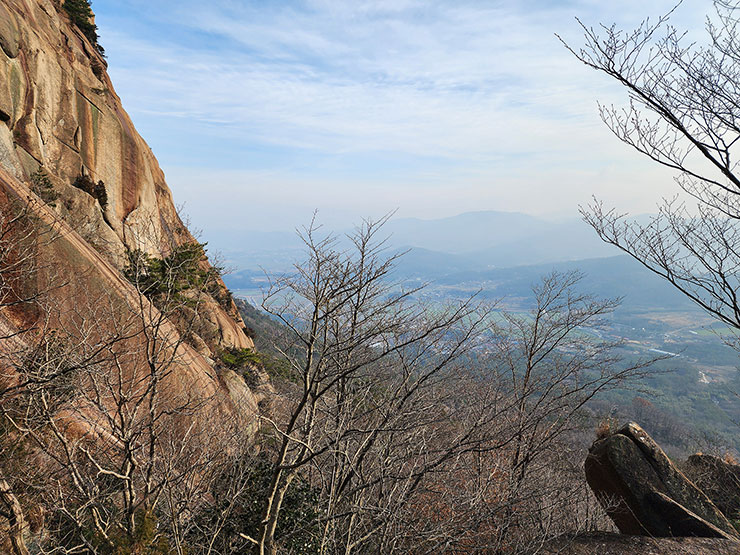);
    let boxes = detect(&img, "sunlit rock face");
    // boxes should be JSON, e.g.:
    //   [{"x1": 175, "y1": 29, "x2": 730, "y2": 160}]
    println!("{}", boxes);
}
[
  {"x1": 585, "y1": 422, "x2": 738, "y2": 540},
  {"x1": 0, "y1": 0, "x2": 264, "y2": 469},
  {"x1": 0, "y1": 0, "x2": 252, "y2": 354}
]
